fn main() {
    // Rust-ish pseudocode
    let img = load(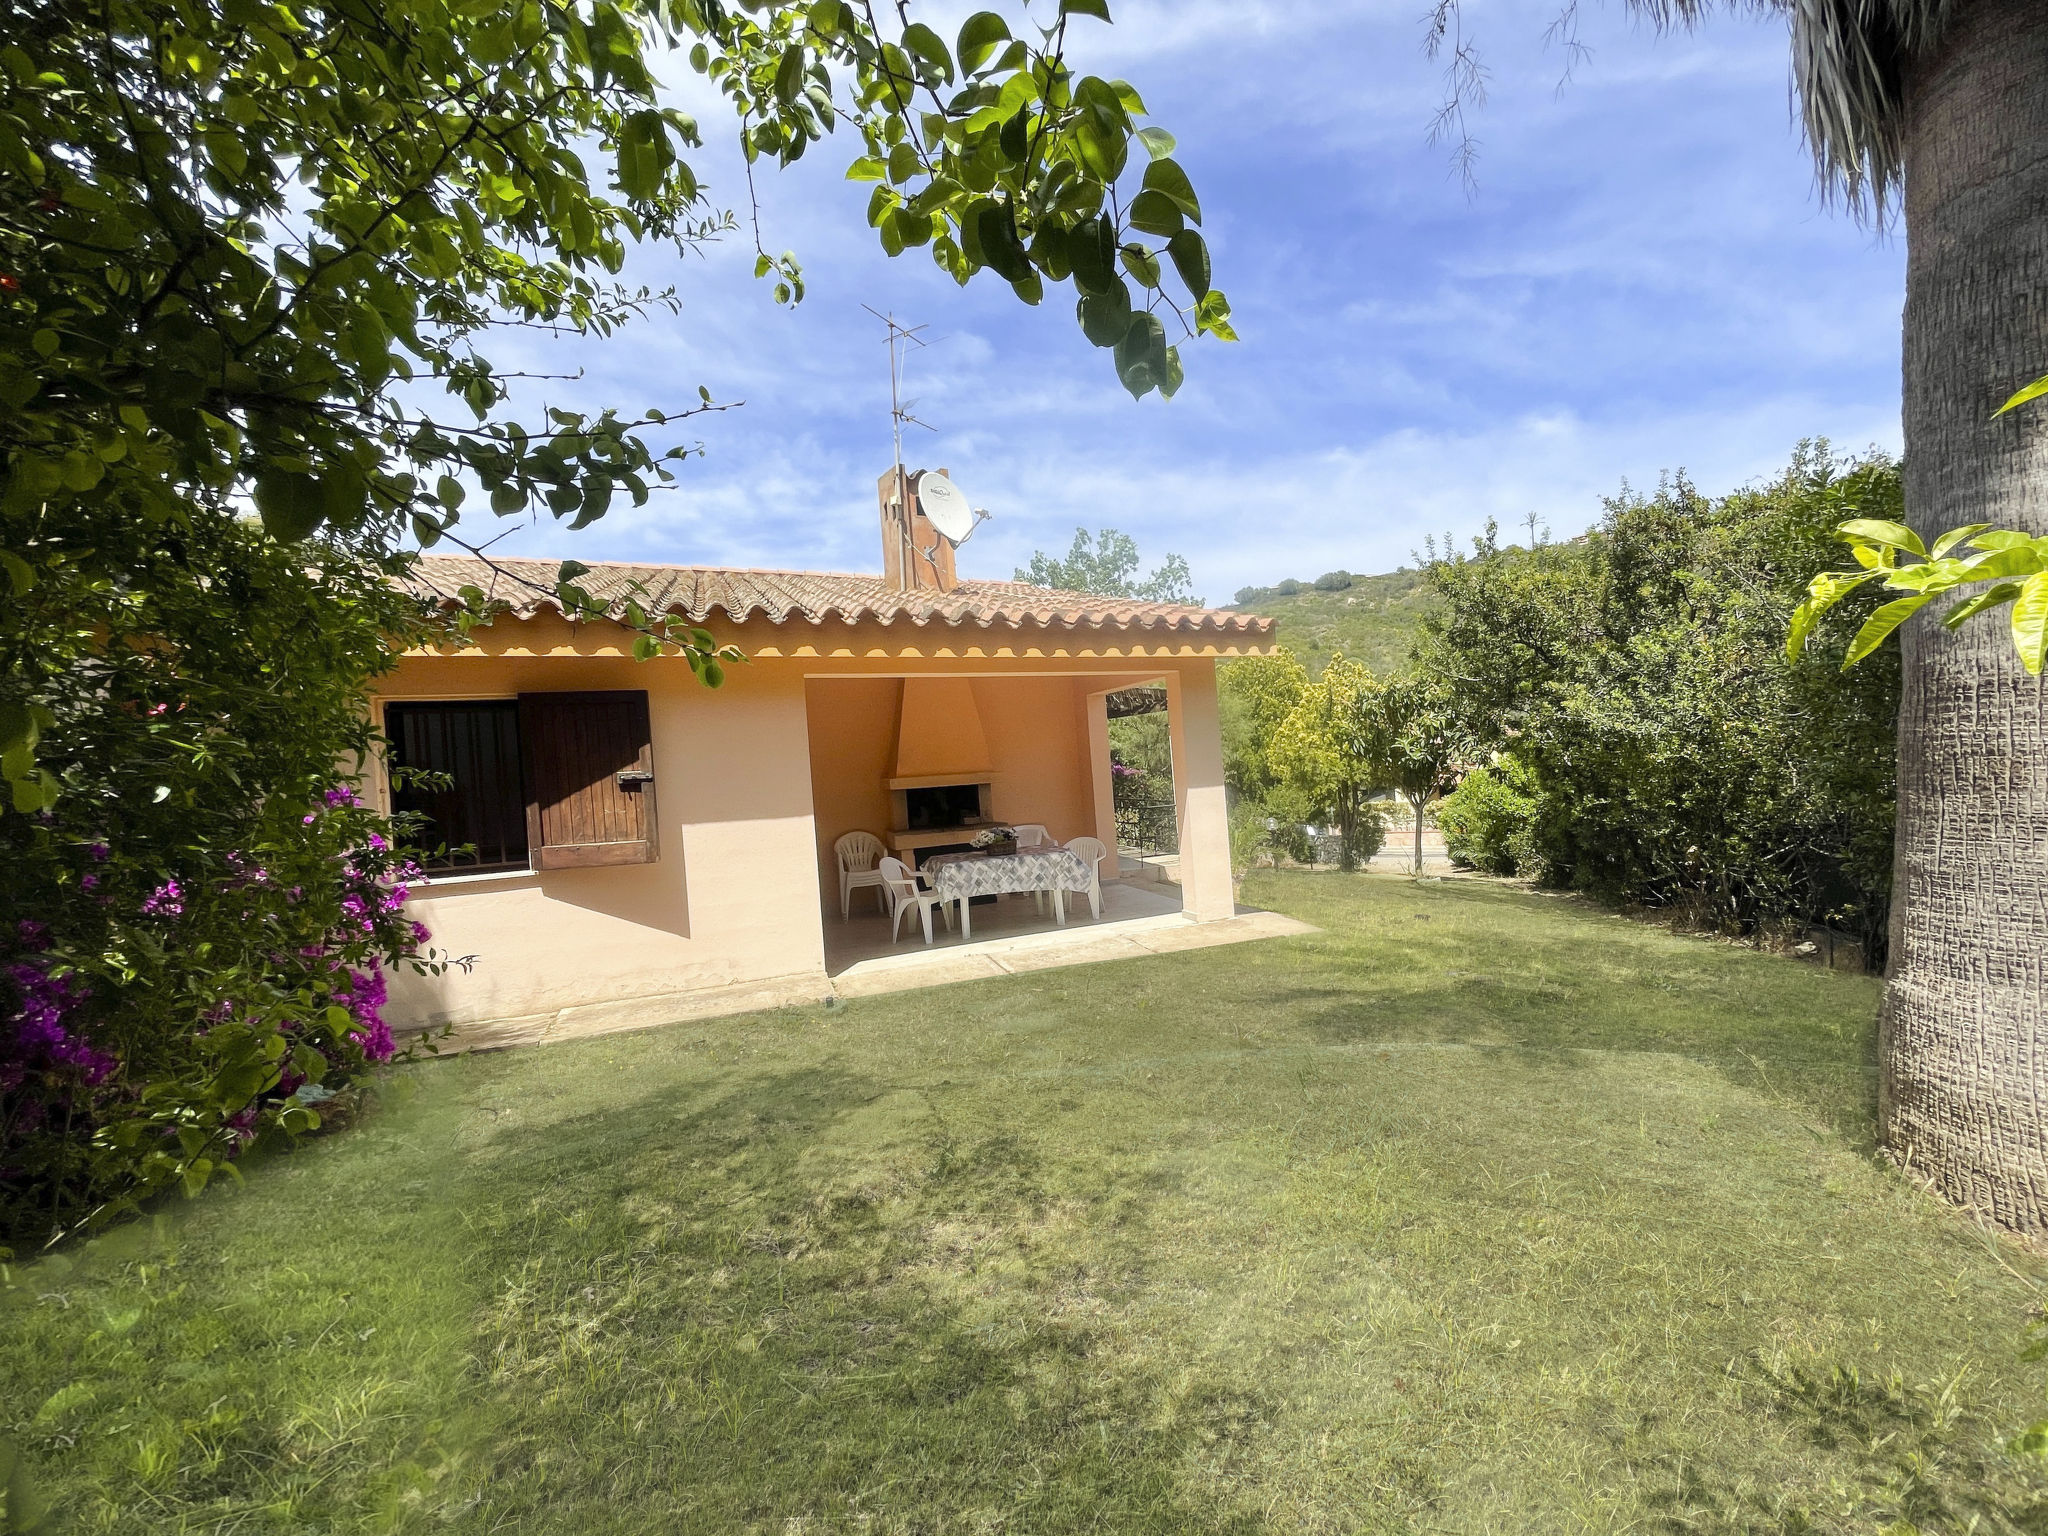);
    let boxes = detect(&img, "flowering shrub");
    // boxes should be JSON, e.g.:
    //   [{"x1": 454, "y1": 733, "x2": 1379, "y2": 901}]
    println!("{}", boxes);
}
[
  {"x1": 0, "y1": 780, "x2": 448, "y2": 1248},
  {"x1": 1, "y1": 496, "x2": 444, "y2": 1252}
]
